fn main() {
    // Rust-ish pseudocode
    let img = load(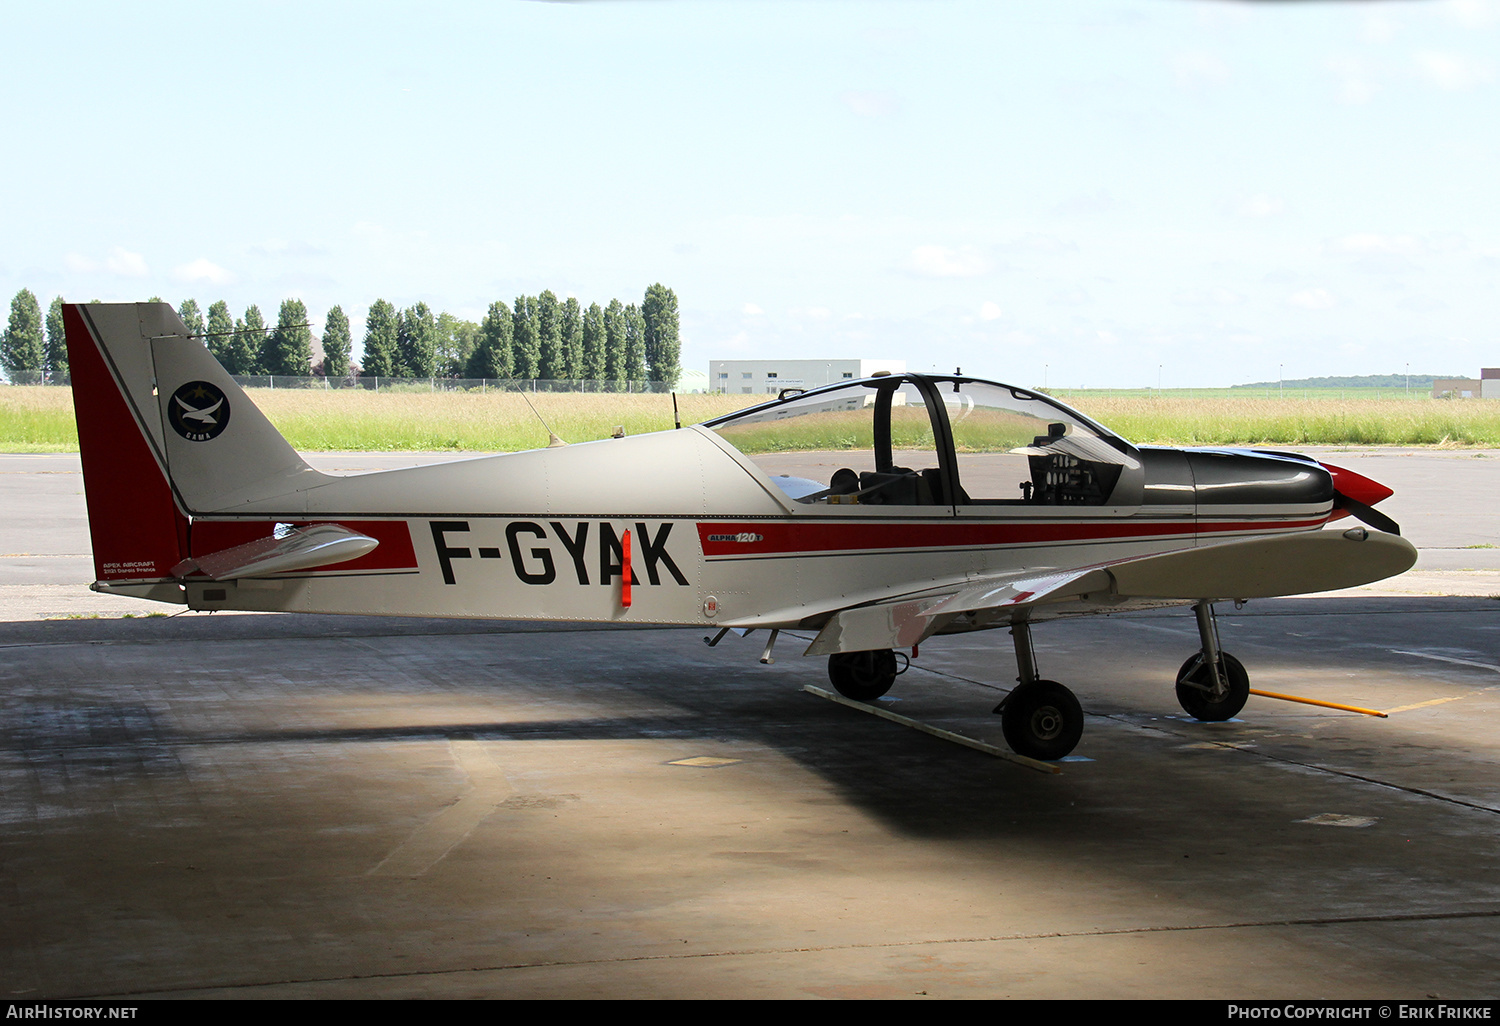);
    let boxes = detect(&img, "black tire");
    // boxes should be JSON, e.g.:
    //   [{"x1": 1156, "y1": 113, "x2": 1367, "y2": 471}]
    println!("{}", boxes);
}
[
  {"x1": 999, "y1": 680, "x2": 1083, "y2": 761},
  {"x1": 1175, "y1": 652, "x2": 1250, "y2": 721},
  {"x1": 828, "y1": 650, "x2": 898, "y2": 701}
]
